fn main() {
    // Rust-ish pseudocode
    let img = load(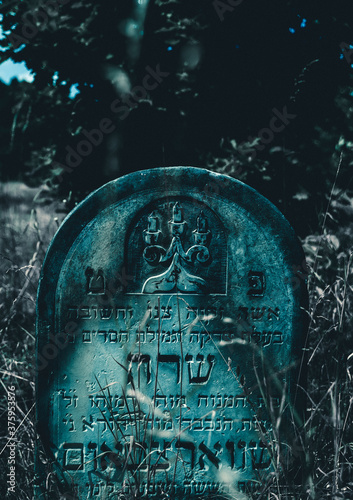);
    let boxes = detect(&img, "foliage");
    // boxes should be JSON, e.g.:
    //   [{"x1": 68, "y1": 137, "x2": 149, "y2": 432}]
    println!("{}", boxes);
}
[
  {"x1": 0, "y1": 0, "x2": 353, "y2": 233},
  {"x1": 1, "y1": 1, "x2": 353, "y2": 498}
]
